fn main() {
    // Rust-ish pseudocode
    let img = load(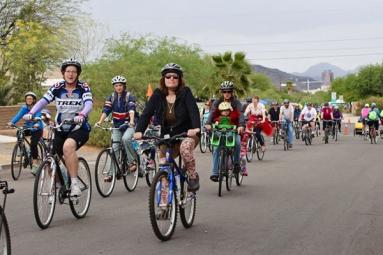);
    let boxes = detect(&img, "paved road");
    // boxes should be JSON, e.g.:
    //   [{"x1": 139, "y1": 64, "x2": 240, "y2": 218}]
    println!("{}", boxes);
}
[{"x1": 1, "y1": 134, "x2": 382, "y2": 255}]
